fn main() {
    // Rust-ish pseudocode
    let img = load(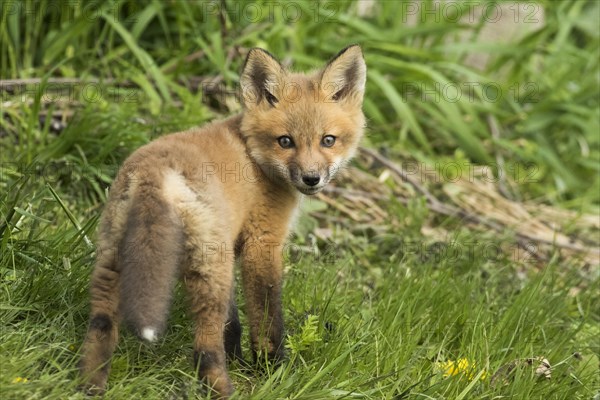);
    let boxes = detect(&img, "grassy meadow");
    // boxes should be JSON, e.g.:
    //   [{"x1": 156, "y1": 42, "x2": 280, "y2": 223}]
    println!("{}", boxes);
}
[{"x1": 1, "y1": 1, "x2": 599, "y2": 399}]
